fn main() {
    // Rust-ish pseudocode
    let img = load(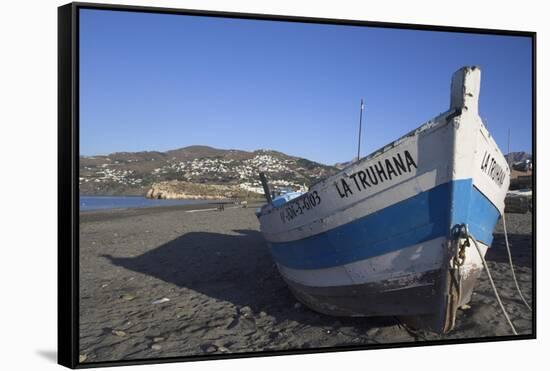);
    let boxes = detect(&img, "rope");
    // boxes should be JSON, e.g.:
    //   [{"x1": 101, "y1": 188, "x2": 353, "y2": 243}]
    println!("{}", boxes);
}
[
  {"x1": 502, "y1": 214, "x2": 532, "y2": 311},
  {"x1": 465, "y1": 227, "x2": 518, "y2": 335}
]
